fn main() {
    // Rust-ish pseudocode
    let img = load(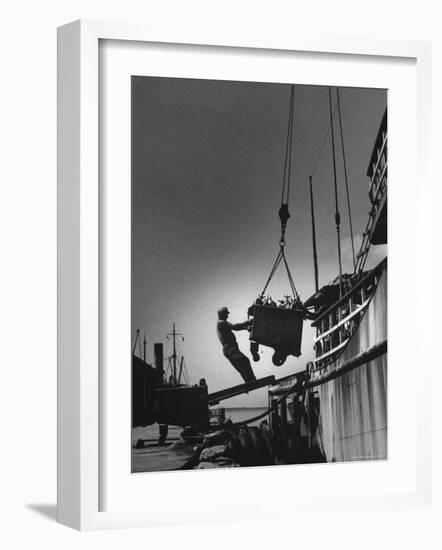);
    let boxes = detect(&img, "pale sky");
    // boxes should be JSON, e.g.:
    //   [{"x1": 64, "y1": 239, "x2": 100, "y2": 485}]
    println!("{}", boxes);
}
[{"x1": 131, "y1": 77, "x2": 387, "y2": 406}]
